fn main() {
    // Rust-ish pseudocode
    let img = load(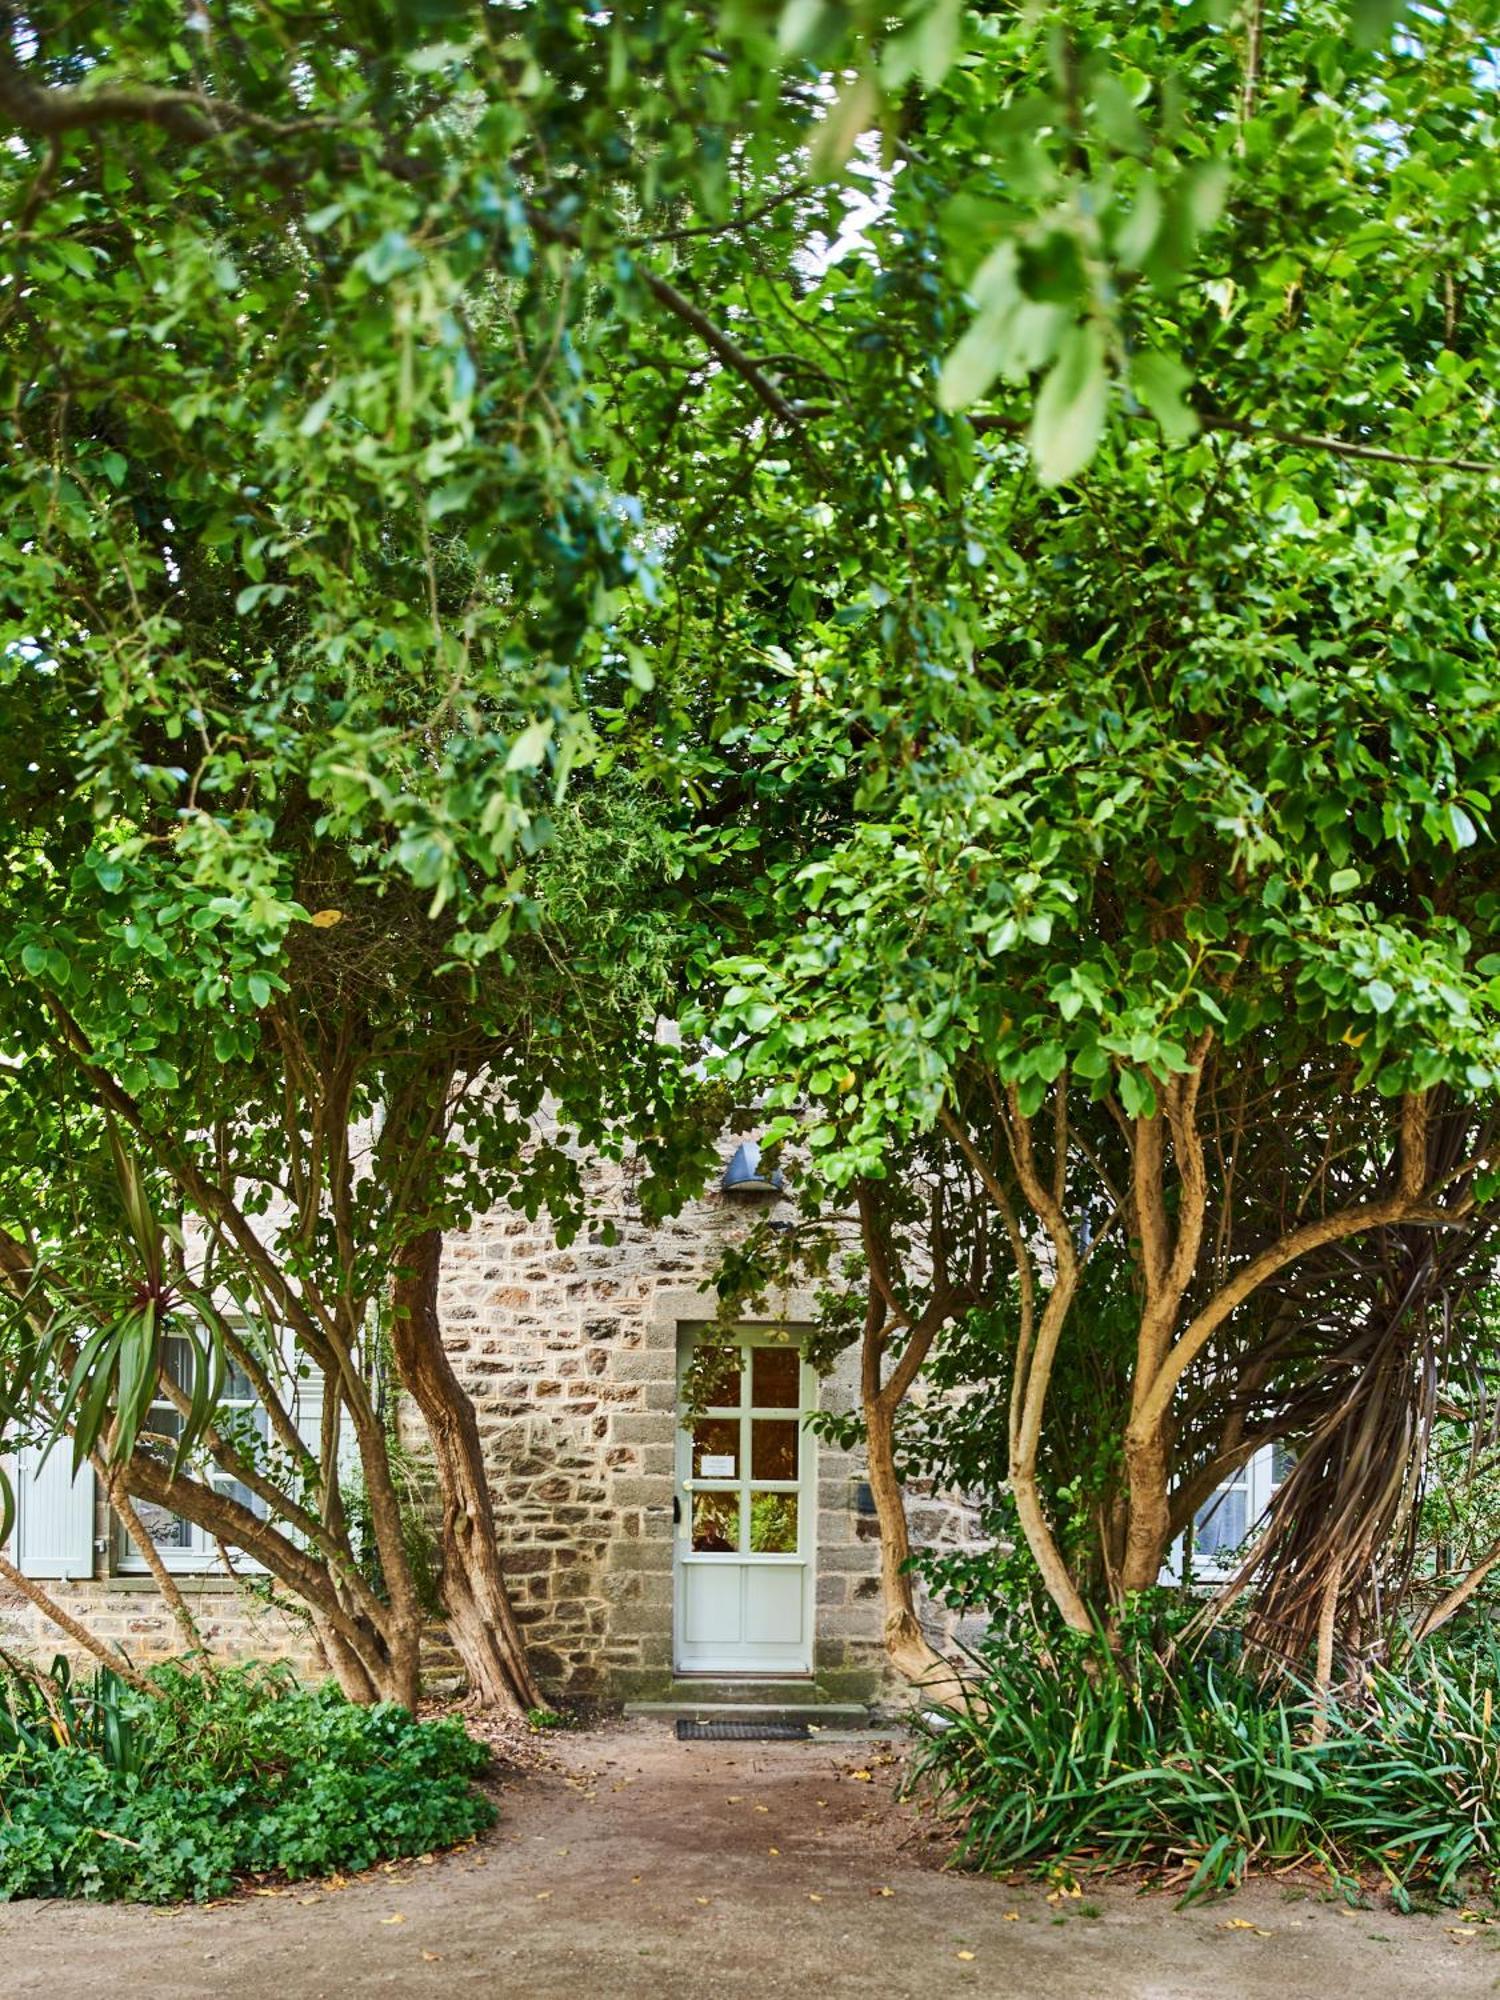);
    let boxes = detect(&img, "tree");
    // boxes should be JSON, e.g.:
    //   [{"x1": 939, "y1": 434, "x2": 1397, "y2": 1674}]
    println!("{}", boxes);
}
[
  {"x1": 0, "y1": 0, "x2": 857, "y2": 1706},
  {"x1": 690, "y1": 0, "x2": 1500, "y2": 1671},
  {"x1": 0, "y1": 772, "x2": 711, "y2": 1706}
]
